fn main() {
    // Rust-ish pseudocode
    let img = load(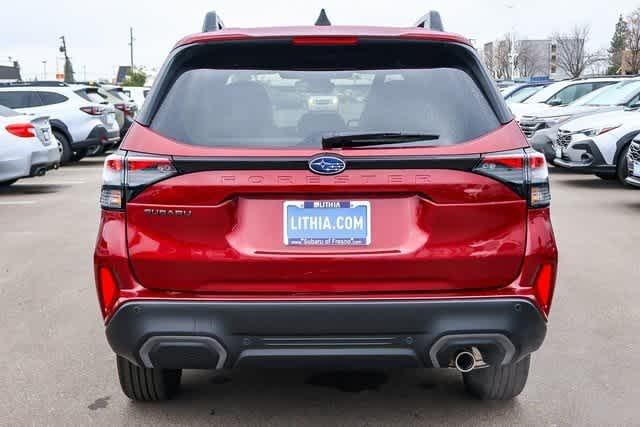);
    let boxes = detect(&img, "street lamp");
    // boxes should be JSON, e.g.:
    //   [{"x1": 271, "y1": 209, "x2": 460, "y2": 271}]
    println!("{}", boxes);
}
[{"x1": 42, "y1": 60, "x2": 47, "y2": 80}]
